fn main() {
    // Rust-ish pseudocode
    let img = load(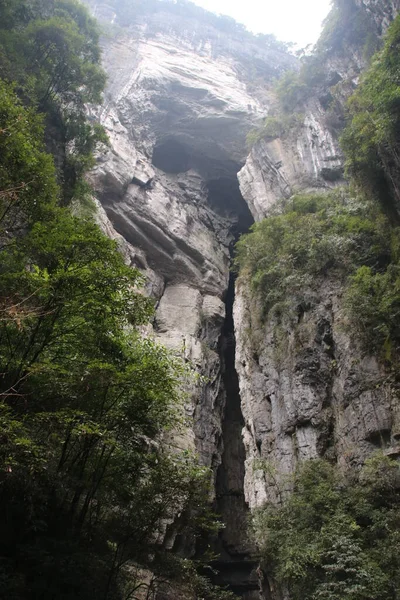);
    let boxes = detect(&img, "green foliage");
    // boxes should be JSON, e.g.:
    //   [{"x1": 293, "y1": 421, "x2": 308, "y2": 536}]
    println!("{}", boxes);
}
[
  {"x1": 344, "y1": 264, "x2": 400, "y2": 360},
  {"x1": 235, "y1": 190, "x2": 389, "y2": 321},
  {"x1": 0, "y1": 0, "x2": 107, "y2": 204},
  {"x1": 253, "y1": 456, "x2": 400, "y2": 600},
  {"x1": 341, "y1": 15, "x2": 400, "y2": 214},
  {"x1": 0, "y1": 0, "x2": 105, "y2": 105},
  {"x1": 0, "y1": 80, "x2": 58, "y2": 234},
  {"x1": 269, "y1": 0, "x2": 379, "y2": 117},
  {"x1": 0, "y1": 33, "x2": 224, "y2": 600},
  {"x1": 246, "y1": 113, "x2": 304, "y2": 147},
  {"x1": 316, "y1": 0, "x2": 379, "y2": 59},
  {"x1": 275, "y1": 70, "x2": 309, "y2": 113}
]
